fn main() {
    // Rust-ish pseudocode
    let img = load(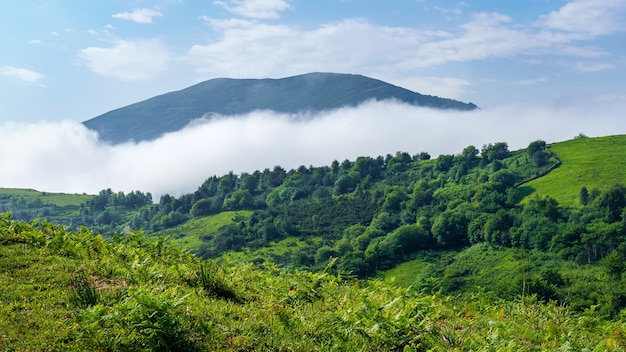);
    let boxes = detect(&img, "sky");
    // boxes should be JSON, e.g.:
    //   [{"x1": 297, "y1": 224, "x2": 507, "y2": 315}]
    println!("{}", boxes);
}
[{"x1": 0, "y1": 0, "x2": 625, "y2": 197}]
